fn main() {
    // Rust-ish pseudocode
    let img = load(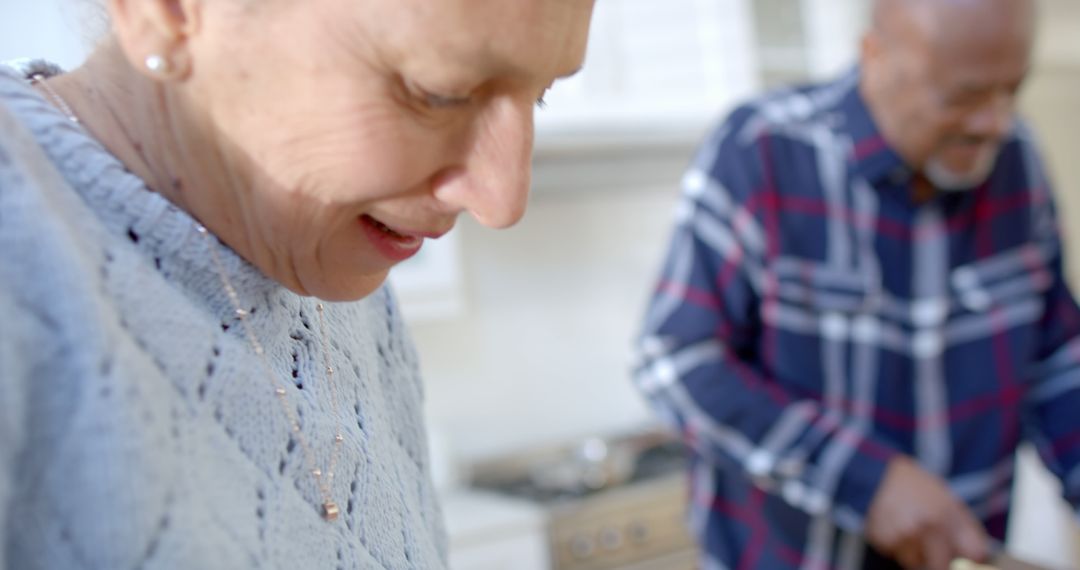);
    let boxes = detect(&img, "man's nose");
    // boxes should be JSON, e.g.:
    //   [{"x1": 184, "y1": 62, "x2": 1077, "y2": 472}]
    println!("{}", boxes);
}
[{"x1": 967, "y1": 92, "x2": 1015, "y2": 140}]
